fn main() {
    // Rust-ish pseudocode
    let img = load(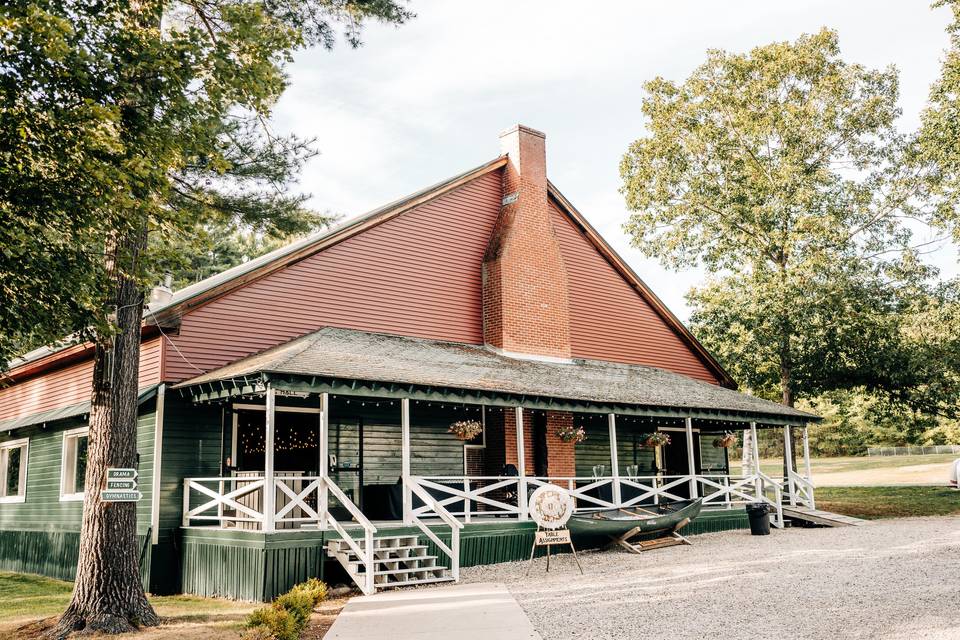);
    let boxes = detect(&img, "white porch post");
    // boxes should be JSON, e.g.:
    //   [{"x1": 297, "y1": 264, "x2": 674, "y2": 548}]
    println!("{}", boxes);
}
[
  {"x1": 684, "y1": 417, "x2": 698, "y2": 498},
  {"x1": 750, "y1": 421, "x2": 761, "y2": 498},
  {"x1": 515, "y1": 407, "x2": 528, "y2": 521},
  {"x1": 318, "y1": 392, "x2": 329, "y2": 530},
  {"x1": 783, "y1": 424, "x2": 796, "y2": 506},
  {"x1": 401, "y1": 398, "x2": 412, "y2": 524},
  {"x1": 802, "y1": 424, "x2": 815, "y2": 509},
  {"x1": 263, "y1": 384, "x2": 276, "y2": 533},
  {"x1": 608, "y1": 413, "x2": 621, "y2": 506}
]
